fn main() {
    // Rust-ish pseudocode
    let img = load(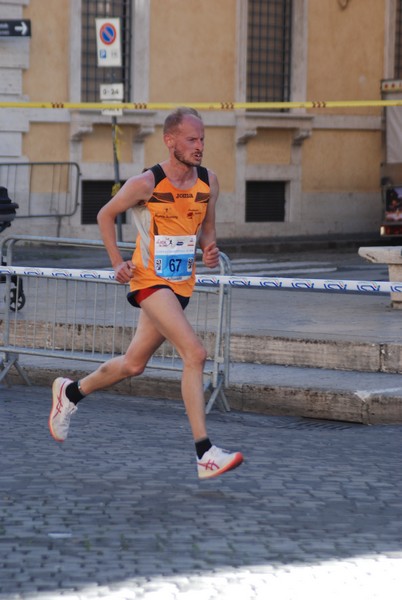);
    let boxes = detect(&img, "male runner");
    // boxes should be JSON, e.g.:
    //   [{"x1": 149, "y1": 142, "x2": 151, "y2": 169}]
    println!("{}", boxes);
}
[{"x1": 49, "y1": 107, "x2": 243, "y2": 480}]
